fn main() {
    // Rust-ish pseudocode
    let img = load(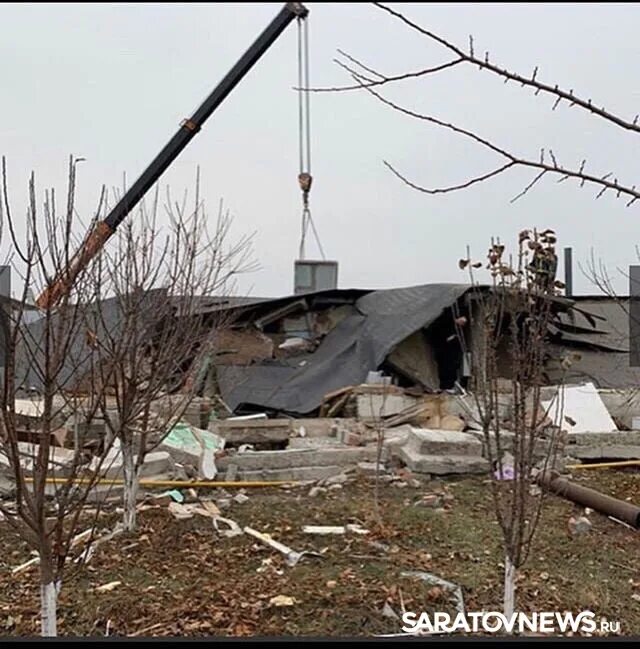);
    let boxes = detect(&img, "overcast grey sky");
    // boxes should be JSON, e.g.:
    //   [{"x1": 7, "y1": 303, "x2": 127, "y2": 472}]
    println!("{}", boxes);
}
[{"x1": 2, "y1": 2, "x2": 640, "y2": 298}]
